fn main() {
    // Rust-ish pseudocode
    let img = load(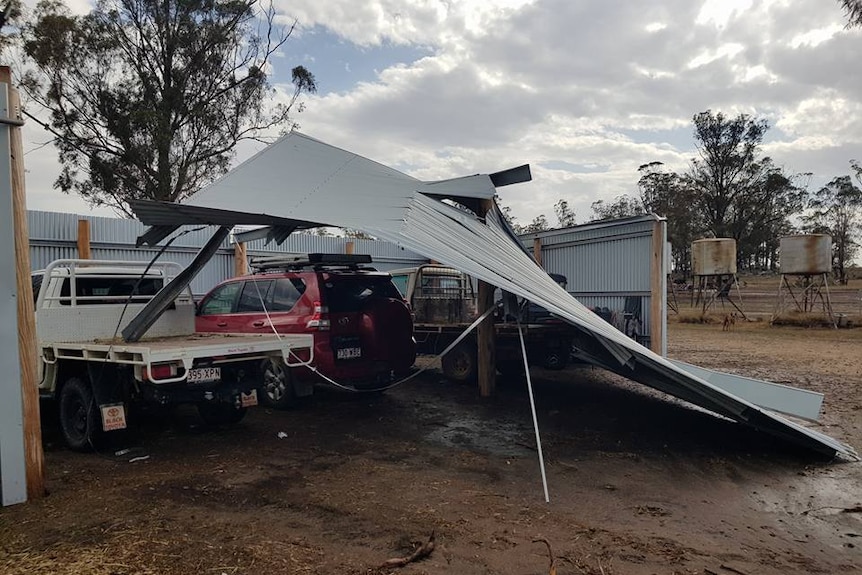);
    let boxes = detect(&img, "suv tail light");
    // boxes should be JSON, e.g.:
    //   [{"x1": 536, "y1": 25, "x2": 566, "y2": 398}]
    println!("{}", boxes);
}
[{"x1": 306, "y1": 301, "x2": 330, "y2": 331}]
